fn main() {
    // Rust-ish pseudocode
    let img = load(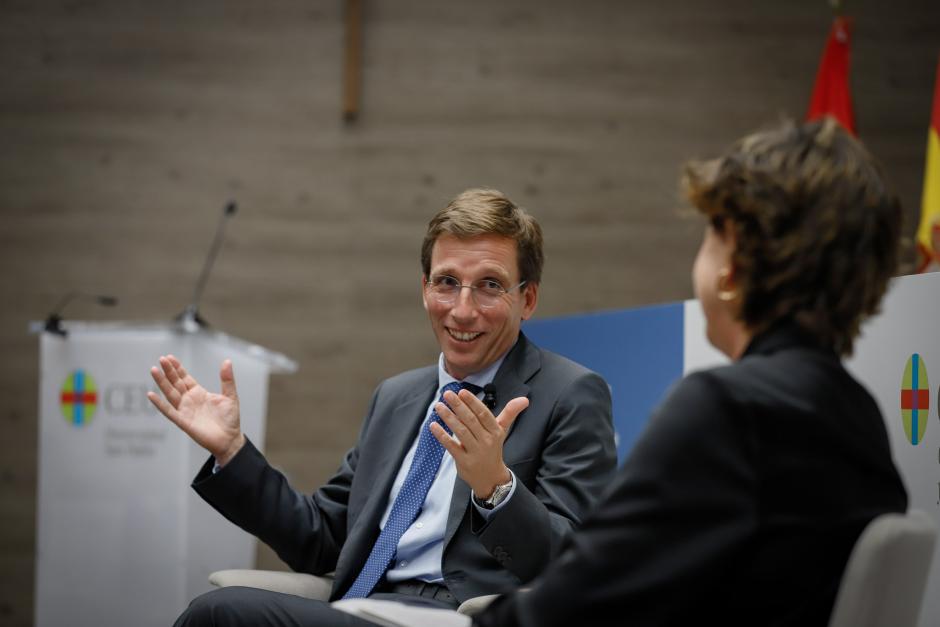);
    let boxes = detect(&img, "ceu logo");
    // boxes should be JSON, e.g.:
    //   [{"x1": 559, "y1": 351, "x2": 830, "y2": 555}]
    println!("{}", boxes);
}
[
  {"x1": 900, "y1": 354, "x2": 930, "y2": 445},
  {"x1": 60, "y1": 370, "x2": 98, "y2": 426}
]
